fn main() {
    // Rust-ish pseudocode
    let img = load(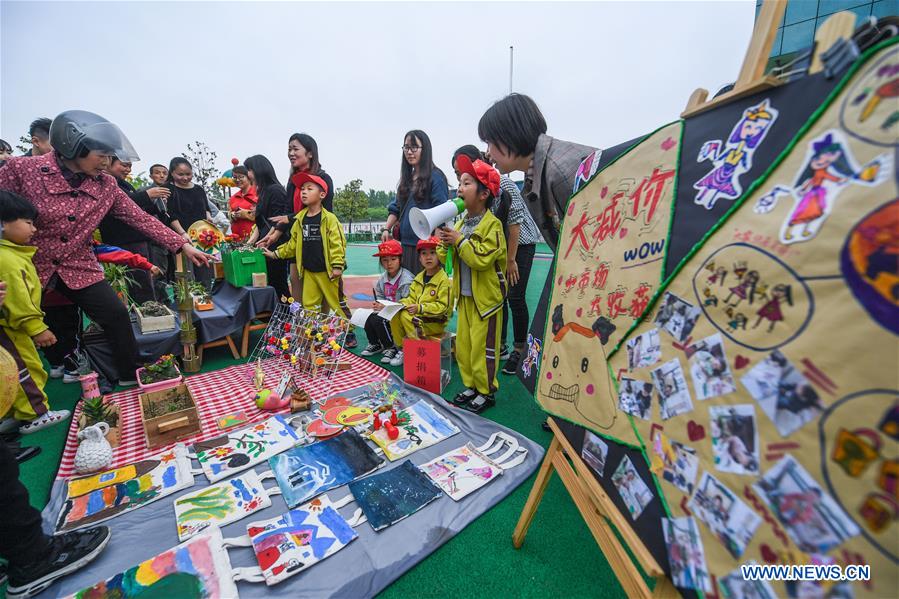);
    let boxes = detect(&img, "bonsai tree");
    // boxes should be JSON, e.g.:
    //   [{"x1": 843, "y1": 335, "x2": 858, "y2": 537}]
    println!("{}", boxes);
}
[
  {"x1": 81, "y1": 396, "x2": 119, "y2": 428},
  {"x1": 139, "y1": 354, "x2": 181, "y2": 384}
]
